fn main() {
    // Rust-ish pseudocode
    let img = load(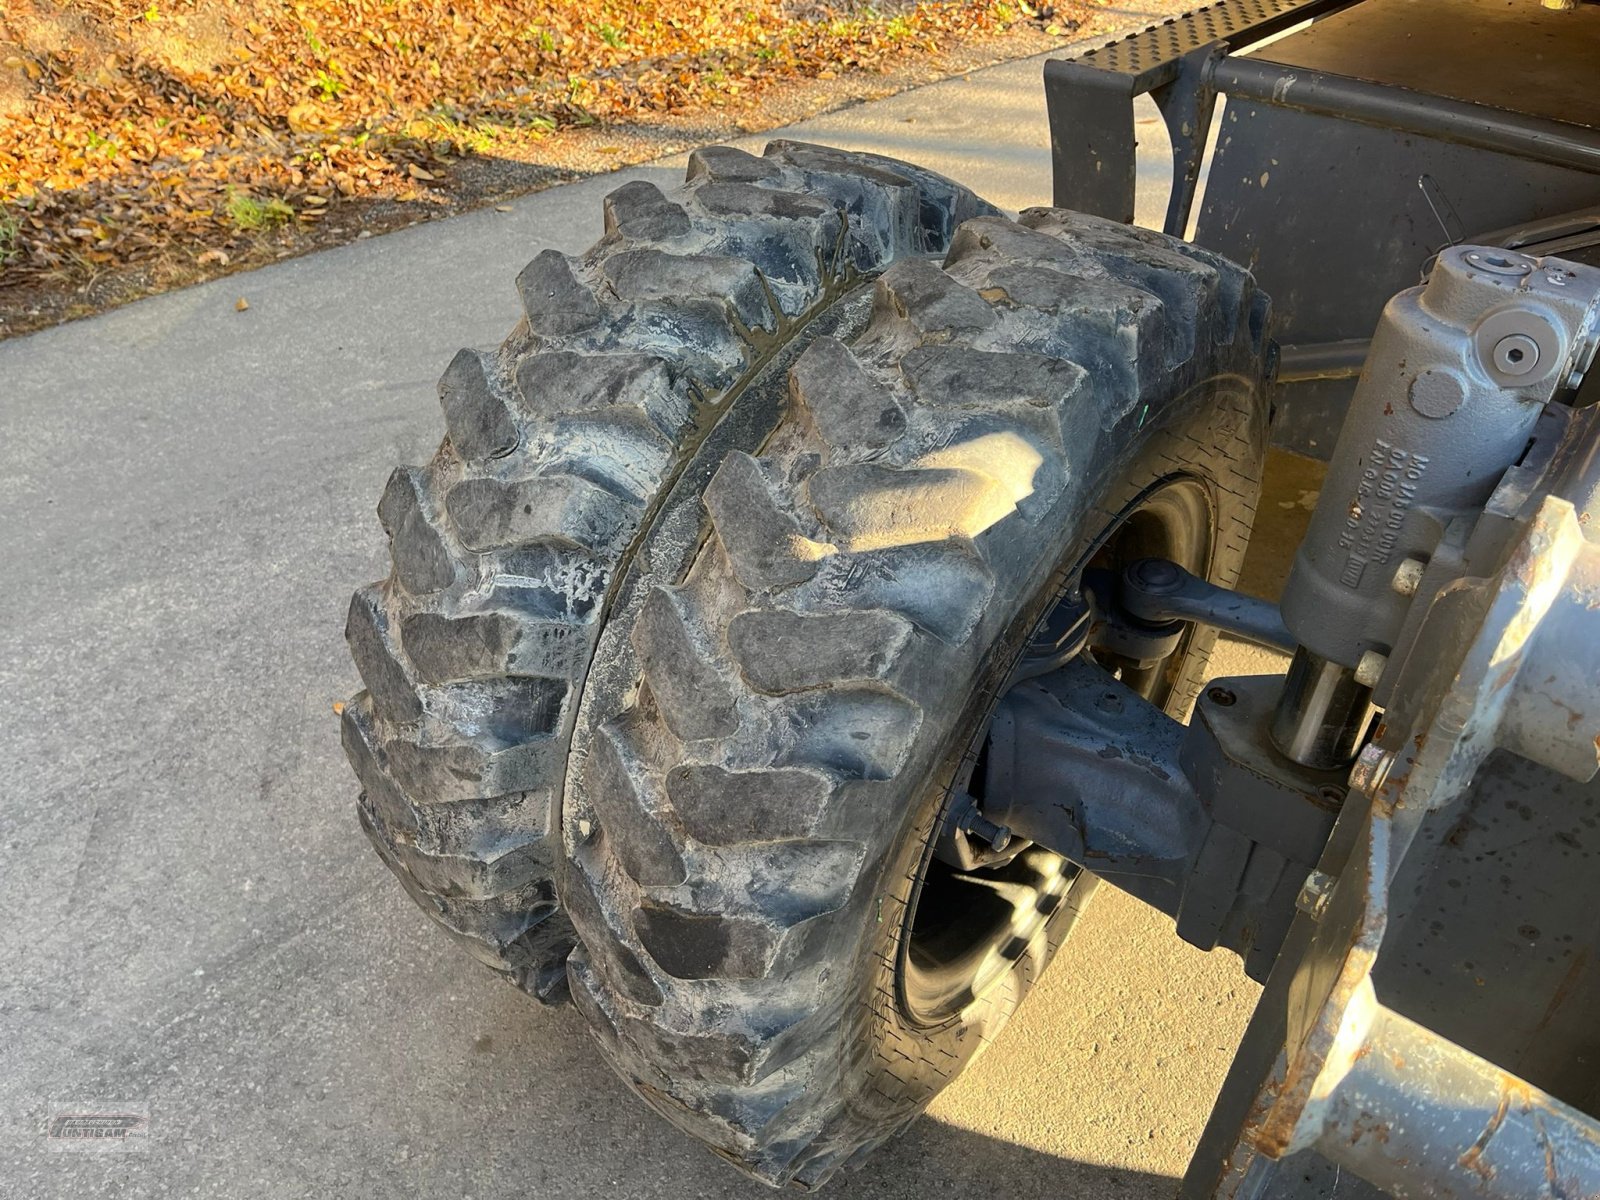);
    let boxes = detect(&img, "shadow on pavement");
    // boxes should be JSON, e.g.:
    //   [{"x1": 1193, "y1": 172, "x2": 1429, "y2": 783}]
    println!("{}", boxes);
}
[{"x1": 872, "y1": 1118, "x2": 1180, "y2": 1199}]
